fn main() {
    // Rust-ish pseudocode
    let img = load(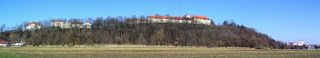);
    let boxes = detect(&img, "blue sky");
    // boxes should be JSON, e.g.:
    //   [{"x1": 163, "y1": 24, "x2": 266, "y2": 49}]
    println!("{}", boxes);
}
[{"x1": 0, "y1": 0, "x2": 319, "y2": 44}]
